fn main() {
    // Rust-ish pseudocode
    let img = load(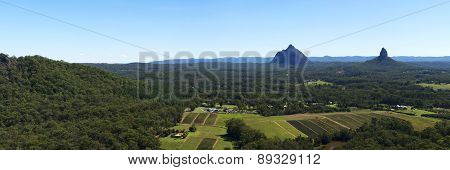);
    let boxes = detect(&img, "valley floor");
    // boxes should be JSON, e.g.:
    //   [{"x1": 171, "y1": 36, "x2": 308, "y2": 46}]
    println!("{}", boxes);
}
[{"x1": 160, "y1": 108, "x2": 440, "y2": 150}]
